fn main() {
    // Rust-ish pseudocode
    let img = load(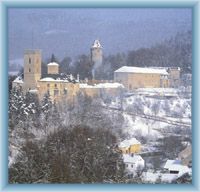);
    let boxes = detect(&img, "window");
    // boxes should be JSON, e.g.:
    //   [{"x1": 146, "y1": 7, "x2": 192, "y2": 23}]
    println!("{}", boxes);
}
[
  {"x1": 170, "y1": 170, "x2": 179, "y2": 174},
  {"x1": 29, "y1": 68, "x2": 31, "y2": 72},
  {"x1": 47, "y1": 84, "x2": 50, "y2": 88},
  {"x1": 54, "y1": 89, "x2": 59, "y2": 96},
  {"x1": 126, "y1": 164, "x2": 129, "y2": 168},
  {"x1": 131, "y1": 165, "x2": 133, "y2": 168},
  {"x1": 54, "y1": 84, "x2": 57, "y2": 88},
  {"x1": 29, "y1": 58, "x2": 31, "y2": 64},
  {"x1": 64, "y1": 89, "x2": 67, "y2": 95},
  {"x1": 129, "y1": 84, "x2": 132, "y2": 90}
]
